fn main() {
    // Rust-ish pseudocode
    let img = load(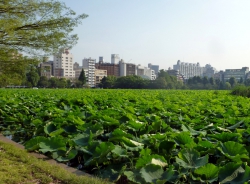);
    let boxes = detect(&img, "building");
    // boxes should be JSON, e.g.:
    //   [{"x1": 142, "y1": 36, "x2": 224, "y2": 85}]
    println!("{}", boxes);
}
[
  {"x1": 53, "y1": 49, "x2": 75, "y2": 79},
  {"x1": 214, "y1": 71, "x2": 224, "y2": 81},
  {"x1": 111, "y1": 54, "x2": 120, "y2": 64},
  {"x1": 73, "y1": 62, "x2": 80, "y2": 70},
  {"x1": 148, "y1": 63, "x2": 159, "y2": 76},
  {"x1": 223, "y1": 67, "x2": 249, "y2": 82},
  {"x1": 39, "y1": 61, "x2": 53, "y2": 78},
  {"x1": 120, "y1": 60, "x2": 136, "y2": 76},
  {"x1": 82, "y1": 58, "x2": 96, "y2": 87},
  {"x1": 166, "y1": 68, "x2": 185, "y2": 82},
  {"x1": 95, "y1": 69, "x2": 107, "y2": 87},
  {"x1": 173, "y1": 60, "x2": 204, "y2": 79},
  {"x1": 203, "y1": 64, "x2": 217, "y2": 78},
  {"x1": 95, "y1": 60, "x2": 120, "y2": 77},
  {"x1": 136, "y1": 64, "x2": 156, "y2": 80}
]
